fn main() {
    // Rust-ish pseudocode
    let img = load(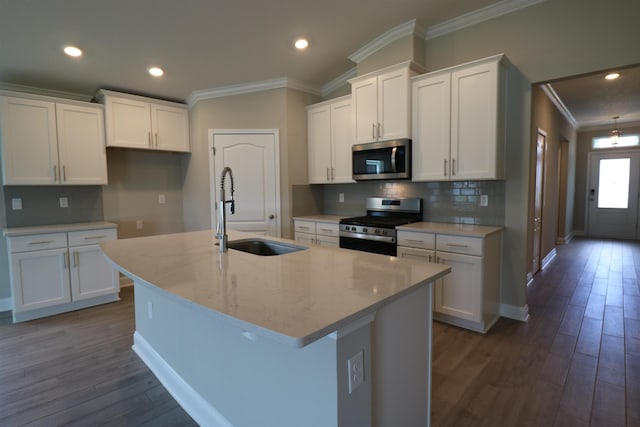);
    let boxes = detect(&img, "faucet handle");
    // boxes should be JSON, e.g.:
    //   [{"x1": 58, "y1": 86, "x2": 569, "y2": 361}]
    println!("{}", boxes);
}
[{"x1": 230, "y1": 200, "x2": 235, "y2": 214}]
